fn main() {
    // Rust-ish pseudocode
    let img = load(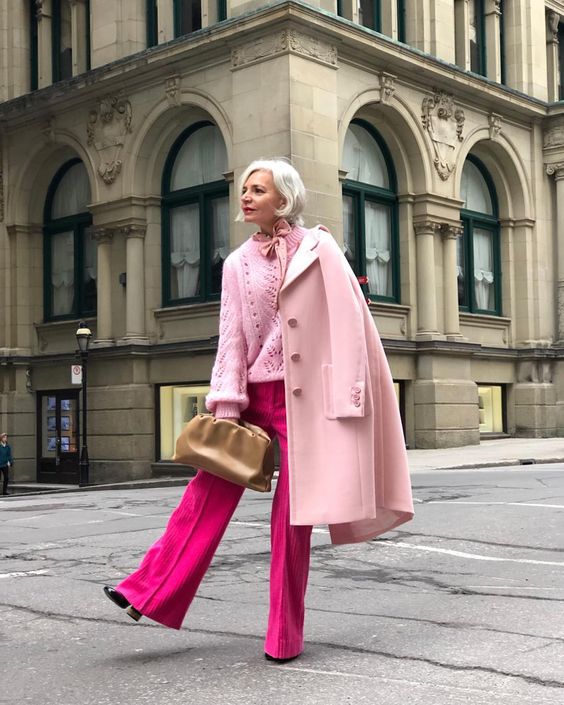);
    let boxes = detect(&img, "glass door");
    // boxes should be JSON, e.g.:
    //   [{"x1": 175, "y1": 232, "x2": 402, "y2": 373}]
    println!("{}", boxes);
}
[{"x1": 37, "y1": 391, "x2": 80, "y2": 483}]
